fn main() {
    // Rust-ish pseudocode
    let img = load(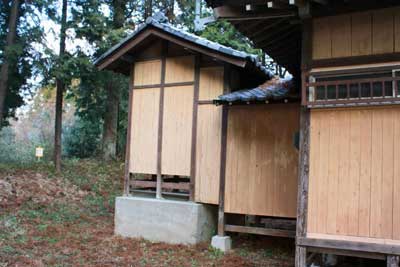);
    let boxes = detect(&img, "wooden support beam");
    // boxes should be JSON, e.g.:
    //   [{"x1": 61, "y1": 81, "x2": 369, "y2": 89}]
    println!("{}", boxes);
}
[
  {"x1": 133, "y1": 81, "x2": 194, "y2": 90},
  {"x1": 97, "y1": 30, "x2": 152, "y2": 70},
  {"x1": 289, "y1": 0, "x2": 306, "y2": 6},
  {"x1": 298, "y1": 237, "x2": 400, "y2": 256},
  {"x1": 213, "y1": 0, "x2": 271, "y2": 5},
  {"x1": 243, "y1": 18, "x2": 287, "y2": 39},
  {"x1": 260, "y1": 218, "x2": 297, "y2": 230},
  {"x1": 312, "y1": 0, "x2": 328, "y2": 5},
  {"x1": 123, "y1": 66, "x2": 134, "y2": 196},
  {"x1": 217, "y1": 65, "x2": 230, "y2": 236},
  {"x1": 252, "y1": 22, "x2": 294, "y2": 44},
  {"x1": 131, "y1": 180, "x2": 190, "y2": 191},
  {"x1": 295, "y1": 107, "x2": 310, "y2": 238},
  {"x1": 308, "y1": 247, "x2": 385, "y2": 260},
  {"x1": 156, "y1": 41, "x2": 168, "y2": 199},
  {"x1": 295, "y1": 16, "x2": 312, "y2": 260},
  {"x1": 287, "y1": 0, "x2": 311, "y2": 18},
  {"x1": 240, "y1": 20, "x2": 271, "y2": 36},
  {"x1": 267, "y1": 1, "x2": 288, "y2": 9},
  {"x1": 189, "y1": 55, "x2": 201, "y2": 201},
  {"x1": 257, "y1": 27, "x2": 299, "y2": 47},
  {"x1": 264, "y1": 34, "x2": 300, "y2": 54},
  {"x1": 387, "y1": 255, "x2": 400, "y2": 267},
  {"x1": 218, "y1": 106, "x2": 228, "y2": 236},
  {"x1": 295, "y1": 103, "x2": 310, "y2": 267},
  {"x1": 214, "y1": 5, "x2": 296, "y2": 21},
  {"x1": 295, "y1": 246, "x2": 307, "y2": 267},
  {"x1": 225, "y1": 224, "x2": 296, "y2": 238}
]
